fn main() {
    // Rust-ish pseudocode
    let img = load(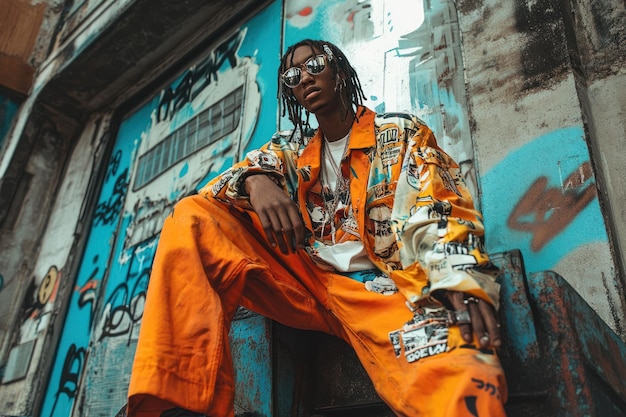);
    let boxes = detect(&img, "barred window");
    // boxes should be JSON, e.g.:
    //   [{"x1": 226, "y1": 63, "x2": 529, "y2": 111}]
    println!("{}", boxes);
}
[{"x1": 133, "y1": 86, "x2": 244, "y2": 190}]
